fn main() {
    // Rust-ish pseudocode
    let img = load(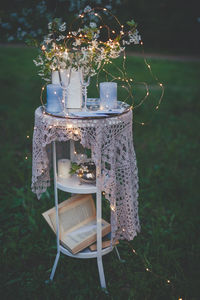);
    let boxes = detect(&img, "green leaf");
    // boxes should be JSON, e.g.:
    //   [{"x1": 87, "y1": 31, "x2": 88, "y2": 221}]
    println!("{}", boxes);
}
[{"x1": 127, "y1": 19, "x2": 137, "y2": 28}]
